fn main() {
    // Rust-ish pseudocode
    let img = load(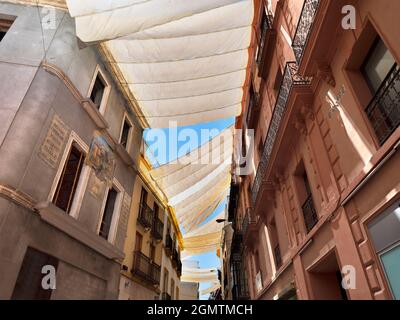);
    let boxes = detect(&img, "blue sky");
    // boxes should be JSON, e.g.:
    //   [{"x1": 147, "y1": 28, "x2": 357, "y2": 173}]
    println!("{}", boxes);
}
[{"x1": 144, "y1": 117, "x2": 234, "y2": 300}]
